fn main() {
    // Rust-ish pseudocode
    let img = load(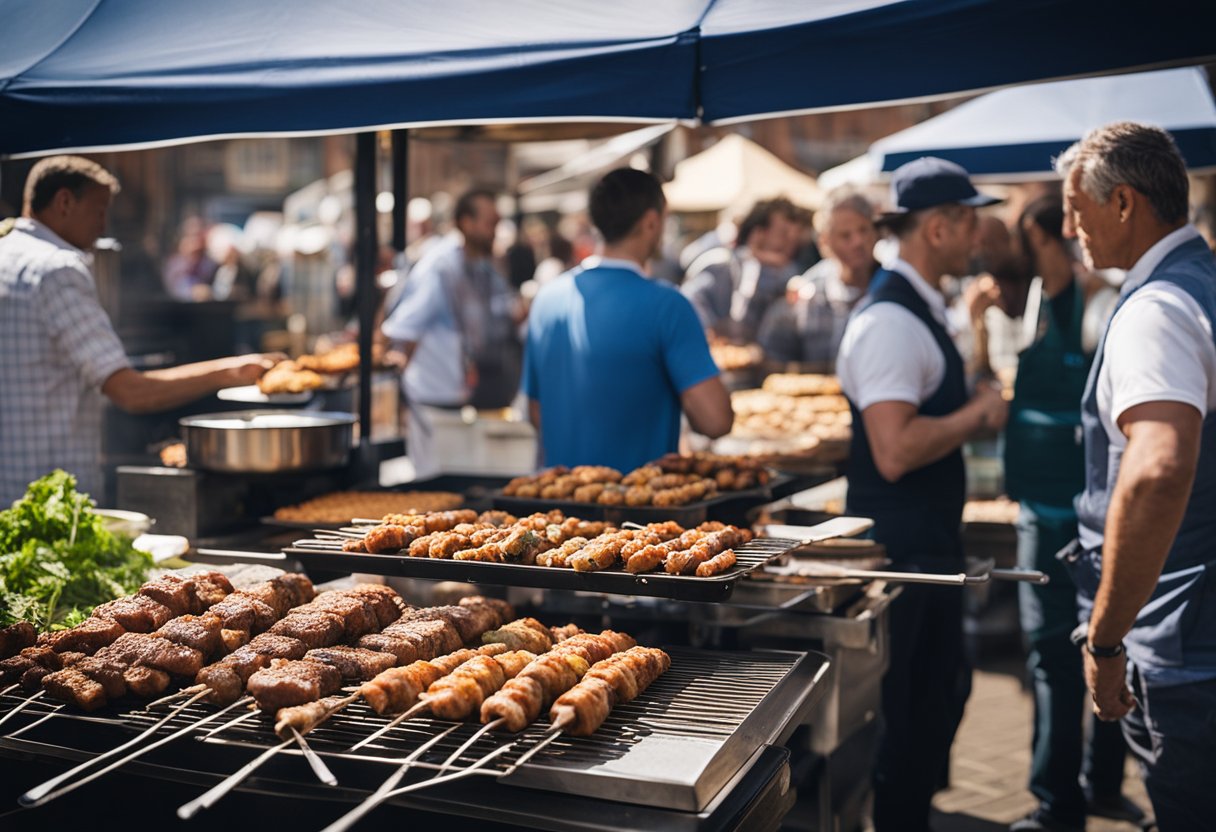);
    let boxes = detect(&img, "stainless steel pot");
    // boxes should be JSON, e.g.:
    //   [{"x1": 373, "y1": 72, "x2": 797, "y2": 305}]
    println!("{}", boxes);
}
[{"x1": 179, "y1": 410, "x2": 355, "y2": 473}]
